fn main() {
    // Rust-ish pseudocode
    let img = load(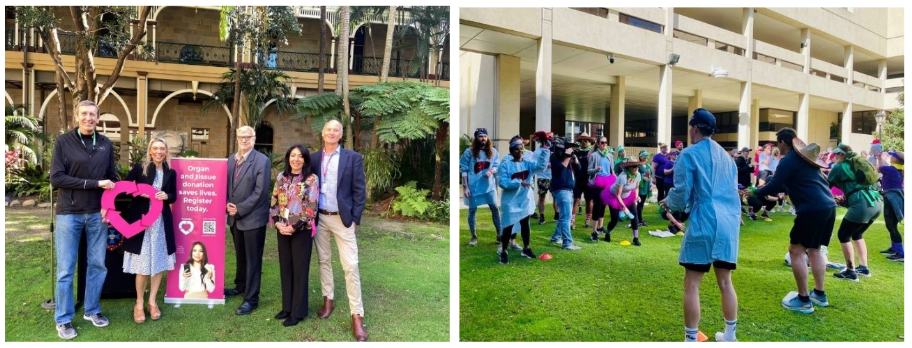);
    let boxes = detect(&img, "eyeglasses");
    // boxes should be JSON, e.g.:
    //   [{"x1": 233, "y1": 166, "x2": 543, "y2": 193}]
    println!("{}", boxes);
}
[
  {"x1": 598, "y1": 141, "x2": 608, "y2": 144},
  {"x1": 237, "y1": 136, "x2": 254, "y2": 141}
]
